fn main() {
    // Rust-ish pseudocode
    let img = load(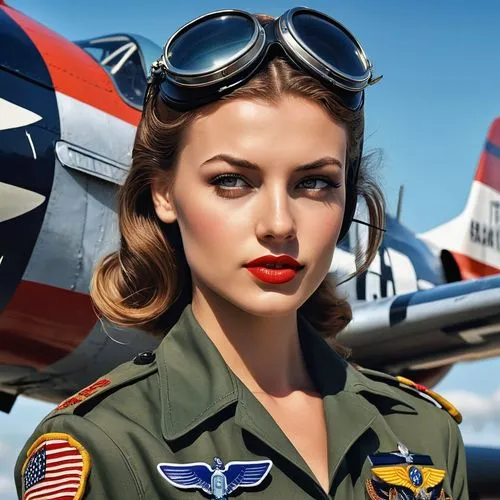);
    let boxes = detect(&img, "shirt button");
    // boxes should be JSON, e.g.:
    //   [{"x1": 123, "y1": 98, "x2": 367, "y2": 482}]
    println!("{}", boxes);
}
[{"x1": 133, "y1": 351, "x2": 156, "y2": 365}]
